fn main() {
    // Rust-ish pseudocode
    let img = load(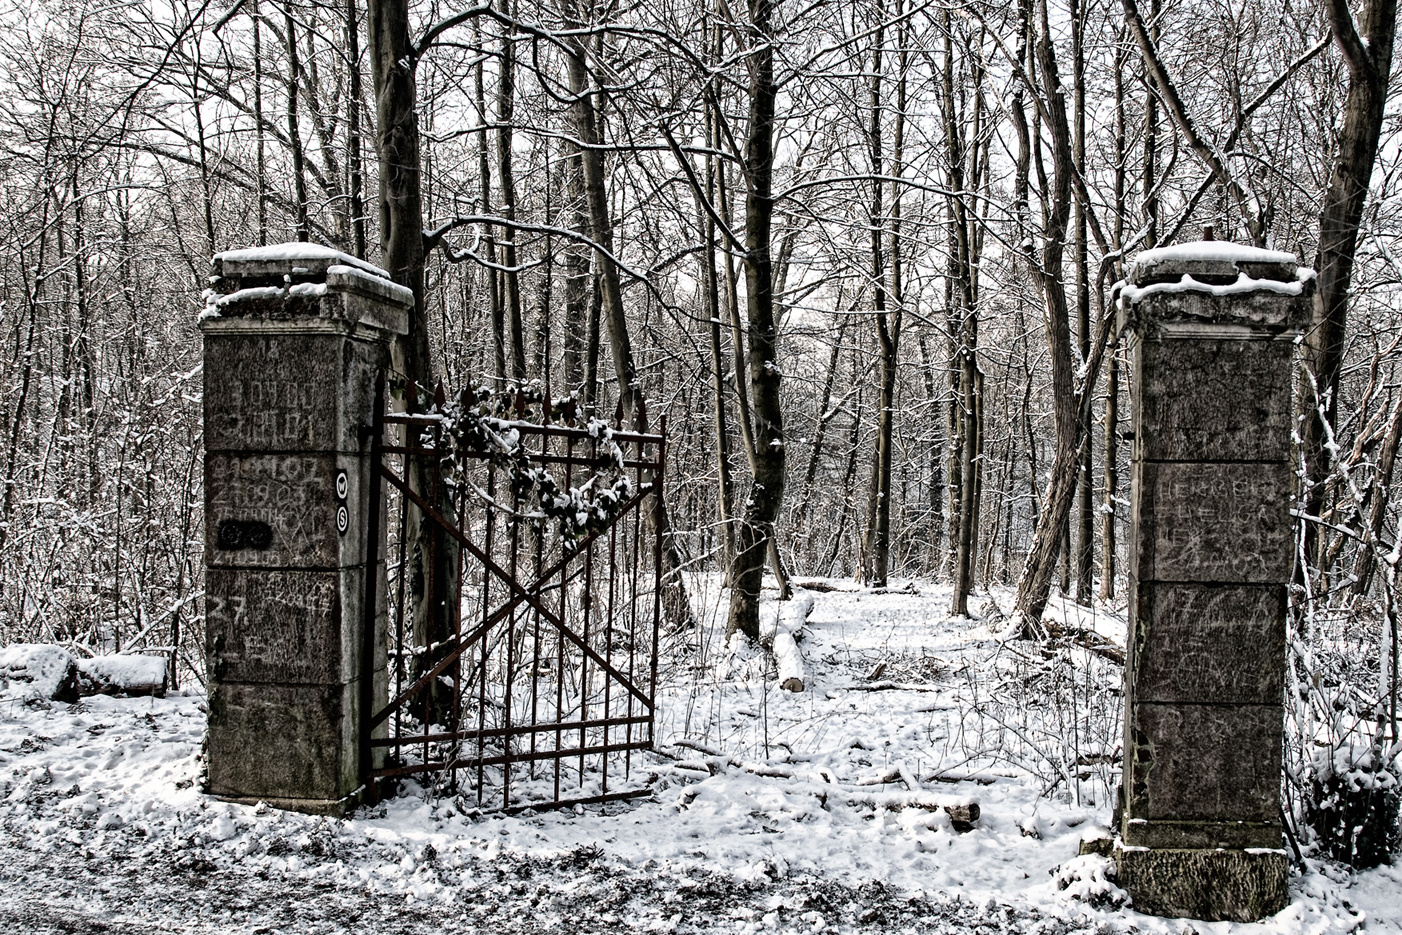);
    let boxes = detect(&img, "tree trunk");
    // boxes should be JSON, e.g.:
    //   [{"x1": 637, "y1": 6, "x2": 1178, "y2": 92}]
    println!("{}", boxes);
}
[
  {"x1": 584, "y1": 266, "x2": 602, "y2": 407},
  {"x1": 1072, "y1": 0, "x2": 1094, "y2": 605},
  {"x1": 1101, "y1": 352, "x2": 1119, "y2": 600},
  {"x1": 532, "y1": 161, "x2": 555, "y2": 380},
  {"x1": 1101, "y1": 33, "x2": 1129, "y2": 602},
  {"x1": 565, "y1": 42, "x2": 635, "y2": 412},
  {"x1": 701, "y1": 88, "x2": 738, "y2": 572},
  {"x1": 918, "y1": 332, "x2": 945, "y2": 573},
  {"x1": 298, "y1": 27, "x2": 351, "y2": 249},
  {"x1": 366, "y1": 0, "x2": 427, "y2": 373},
  {"x1": 1009, "y1": 0, "x2": 1037, "y2": 588},
  {"x1": 283, "y1": 4, "x2": 310, "y2": 241},
  {"x1": 1352, "y1": 391, "x2": 1402, "y2": 596},
  {"x1": 366, "y1": 0, "x2": 455, "y2": 716},
  {"x1": 564, "y1": 27, "x2": 696, "y2": 629},
  {"x1": 252, "y1": 1, "x2": 268, "y2": 245},
  {"x1": 345, "y1": 0, "x2": 368, "y2": 258},
  {"x1": 861, "y1": 14, "x2": 902, "y2": 589},
  {"x1": 475, "y1": 20, "x2": 505, "y2": 382},
  {"x1": 942, "y1": 12, "x2": 980, "y2": 616},
  {"x1": 797, "y1": 313, "x2": 849, "y2": 531},
  {"x1": 1010, "y1": 0, "x2": 1086, "y2": 637},
  {"x1": 1142, "y1": 0, "x2": 1160, "y2": 248},
  {"x1": 496, "y1": 2, "x2": 526, "y2": 380},
  {"x1": 825, "y1": 363, "x2": 865, "y2": 576},
  {"x1": 562, "y1": 138, "x2": 588, "y2": 391},
  {"x1": 726, "y1": 0, "x2": 785, "y2": 643},
  {"x1": 1300, "y1": 0, "x2": 1397, "y2": 587}
]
